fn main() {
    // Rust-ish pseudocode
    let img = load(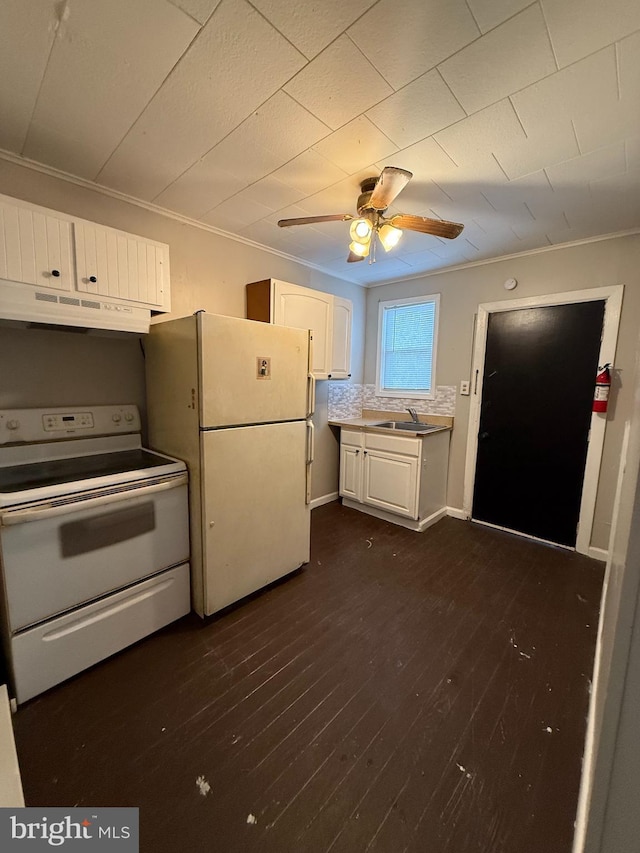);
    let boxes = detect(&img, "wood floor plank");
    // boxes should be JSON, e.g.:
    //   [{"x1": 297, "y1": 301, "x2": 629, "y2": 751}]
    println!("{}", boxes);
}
[{"x1": 12, "y1": 506, "x2": 603, "y2": 853}]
